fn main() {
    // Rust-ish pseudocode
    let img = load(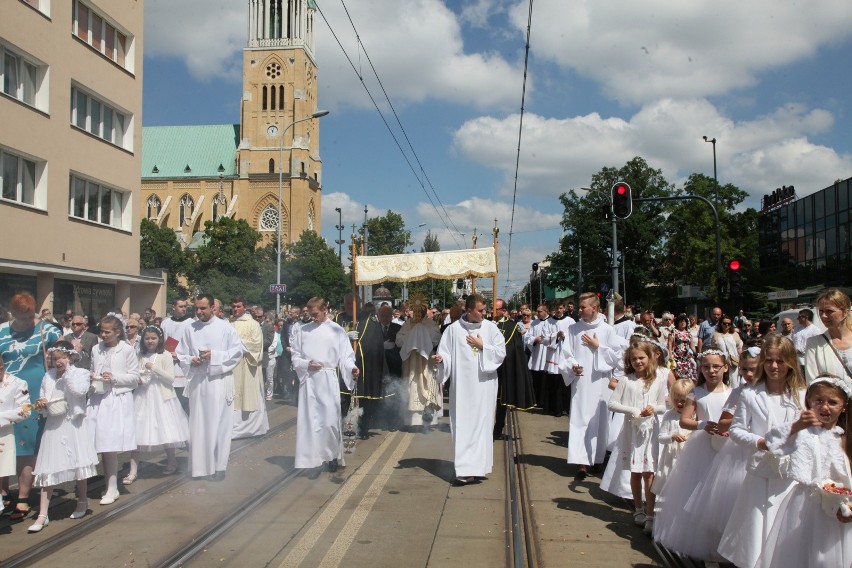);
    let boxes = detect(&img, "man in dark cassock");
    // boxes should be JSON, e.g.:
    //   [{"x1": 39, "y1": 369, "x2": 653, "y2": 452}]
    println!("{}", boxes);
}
[
  {"x1": 352, "y1": 304, "x2": 401, "y2": 437},
  {"x1": 493, "y1": 298, "x2": 536, "y2": 439}
]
